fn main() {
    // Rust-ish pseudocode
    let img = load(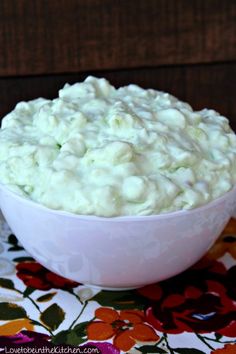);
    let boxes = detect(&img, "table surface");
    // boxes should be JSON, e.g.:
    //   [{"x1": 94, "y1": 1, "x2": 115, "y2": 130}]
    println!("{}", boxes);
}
[{"x1": 0, "y1": 215, "x2": 235, "y2": 354}]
